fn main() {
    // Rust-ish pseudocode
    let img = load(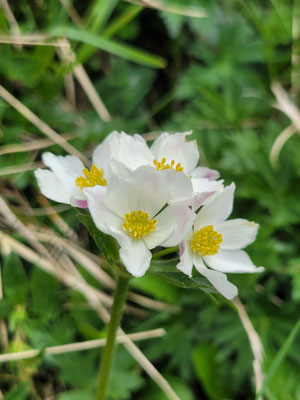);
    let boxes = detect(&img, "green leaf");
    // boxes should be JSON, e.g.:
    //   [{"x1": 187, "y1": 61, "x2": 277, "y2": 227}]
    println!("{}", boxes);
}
[
  {"x1": 150, "y1": 259, "x2": 216, "y2": 295},
  {"x1": 58, "y1": 390, "x2": 94, "y2": 400},
  {"x1": 51, "y1": 27, "x2": 166, "y2": 68},
  {"x1": 77, "y1": 212, "x2": 120, "y2": 264},
  {"x1": 130, "y1": 274, "x2": 178, "y2": 303},
  {"x1": 2, "y1": 253, "x2": 29, "y2": 305},
  {"x1": 256, "y1": 318, "x2": 300, "y2": 399},
  {"x1": 141, "y1": 374, "x2": 194, "y2": 400},
  {"x1": 193, "y1": 344, "x2": 232, "y2": 399},
  {"x1": 30, "y1": 268, "x2": 61, "y2": 321},
  {"x1": 3, "y1": 382, "x2": 30, "y2": 400}
]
